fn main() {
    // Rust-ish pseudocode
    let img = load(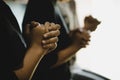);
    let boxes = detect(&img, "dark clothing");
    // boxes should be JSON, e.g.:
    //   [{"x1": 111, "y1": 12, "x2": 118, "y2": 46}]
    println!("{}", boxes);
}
[
  {"x1": 0, "y1": 0, "x2": 58, "y2": 79},
  {"x1": 42, "y1": 4, "x2": 71, "y2": 80},
  {"x1": 0, "y1": 0, "x2": 26, "y2": 79},
  {"x1": 32, "y1": 1, "x2": 72, "y2": 80}
]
